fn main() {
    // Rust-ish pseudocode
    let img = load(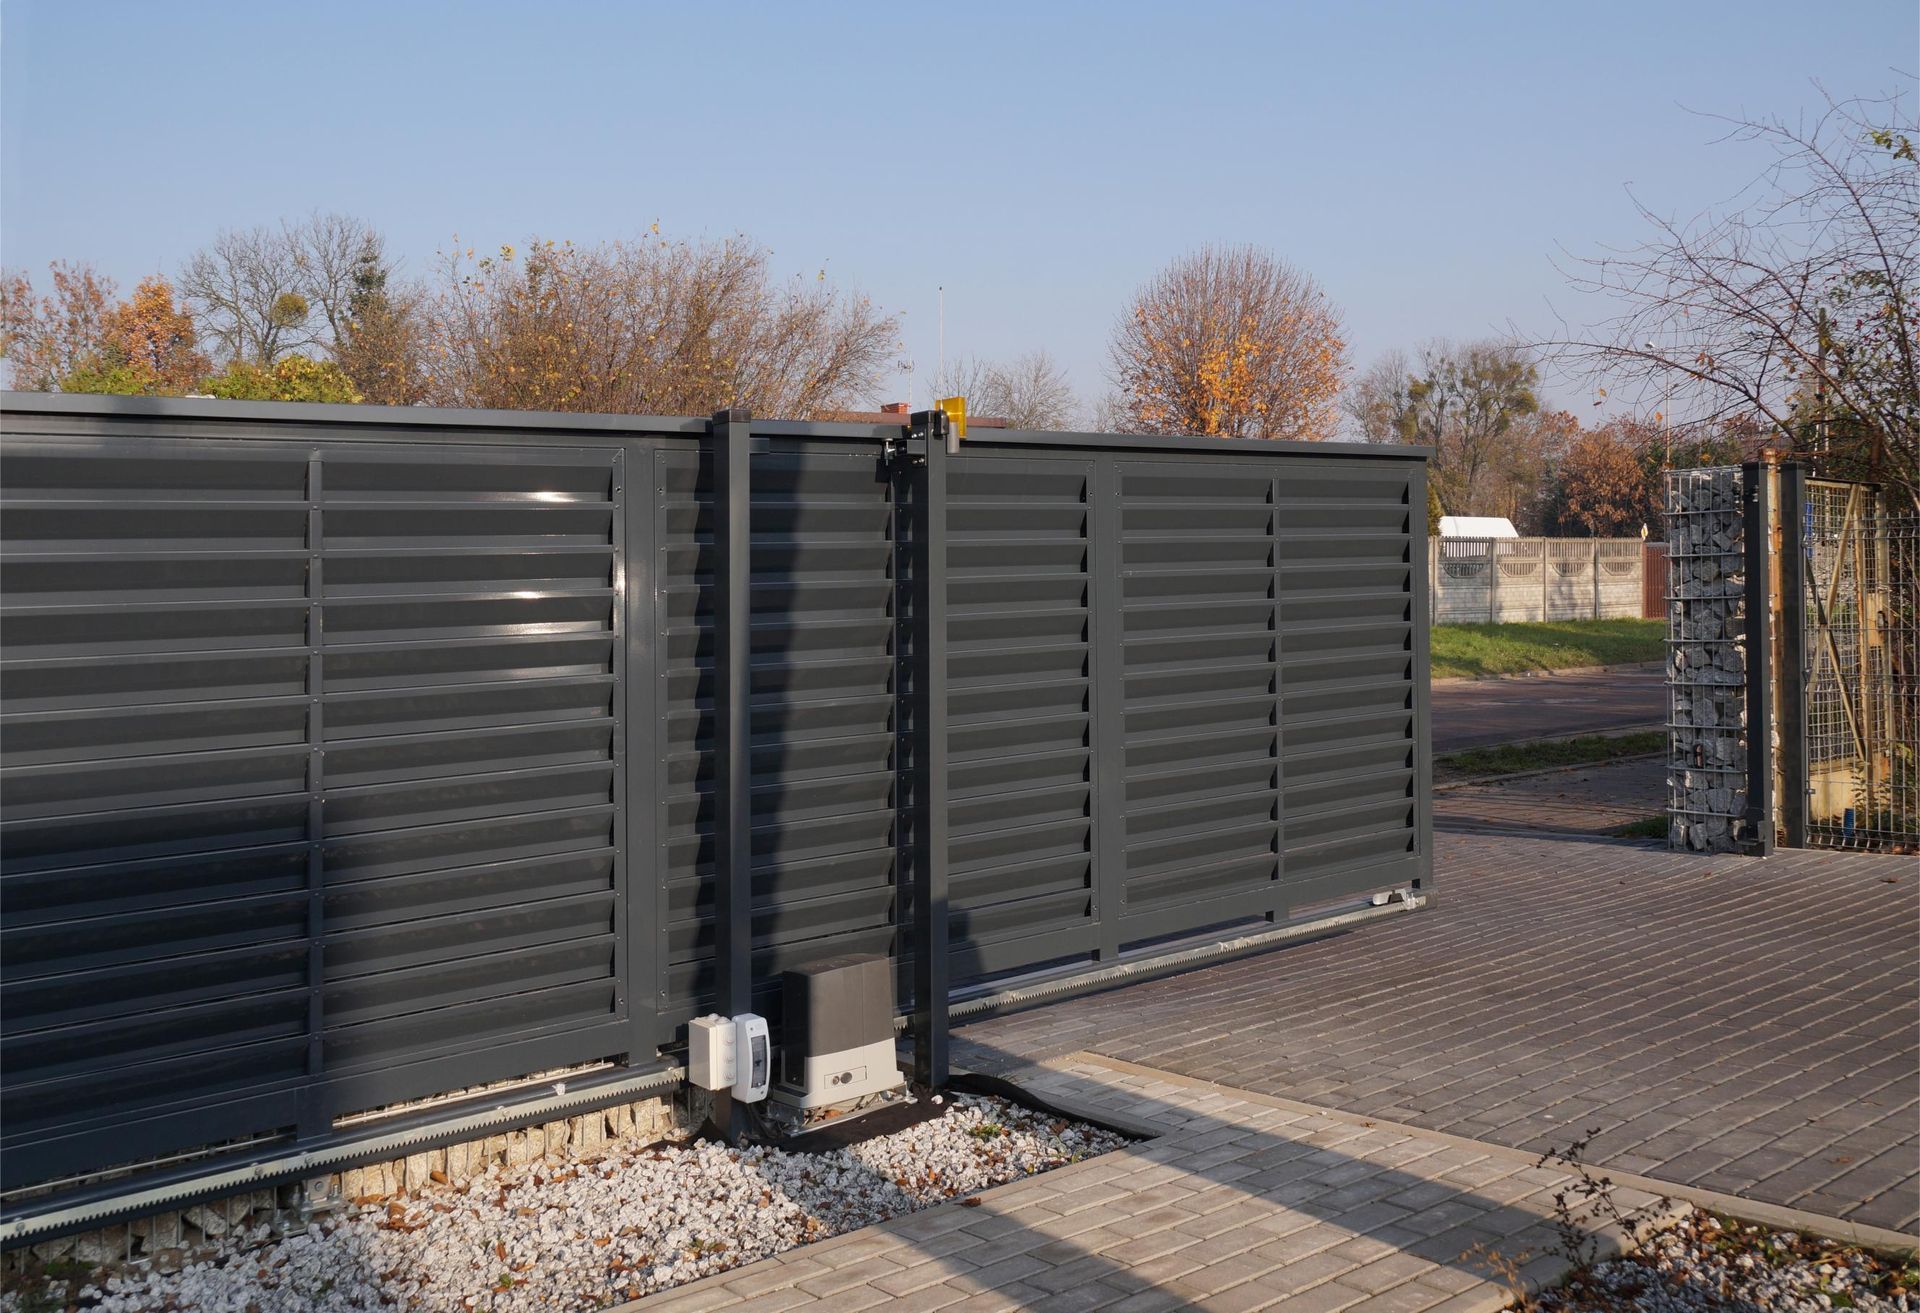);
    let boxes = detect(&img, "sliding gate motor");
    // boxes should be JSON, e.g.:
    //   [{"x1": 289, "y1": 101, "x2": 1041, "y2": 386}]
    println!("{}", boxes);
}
[{"x1": 775, "y1": 954, "x2": 905, "y2": 1110}]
